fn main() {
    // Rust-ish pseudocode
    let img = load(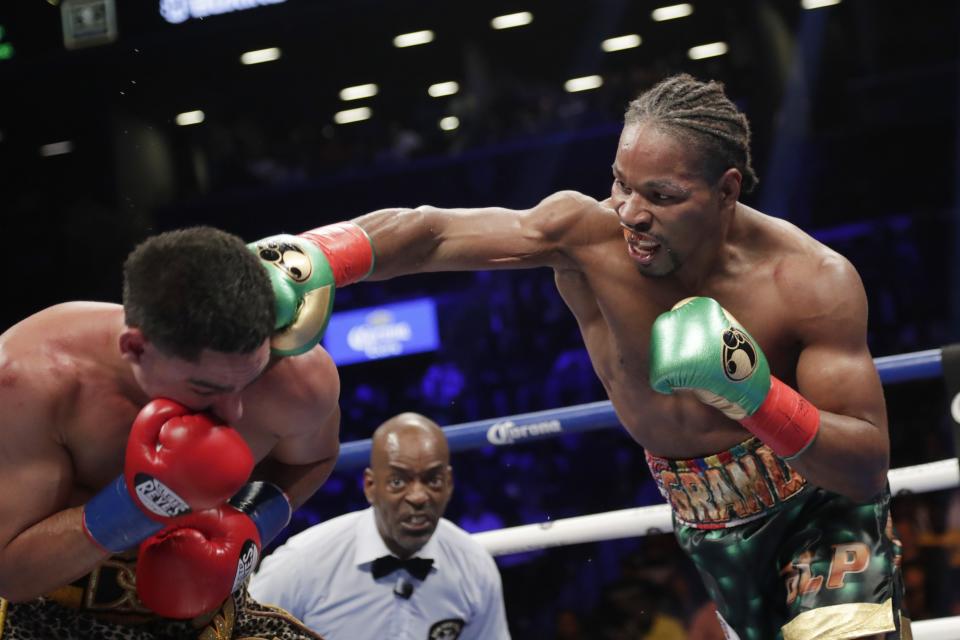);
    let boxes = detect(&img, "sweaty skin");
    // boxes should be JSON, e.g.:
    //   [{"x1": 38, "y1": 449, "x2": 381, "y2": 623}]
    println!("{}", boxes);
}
[
  {"x1": 352, "y1": 121, "x2": 889, "y2": 504},
  {"x1": 0, "y1": 302, "x2": 340, "y2": 602}
]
